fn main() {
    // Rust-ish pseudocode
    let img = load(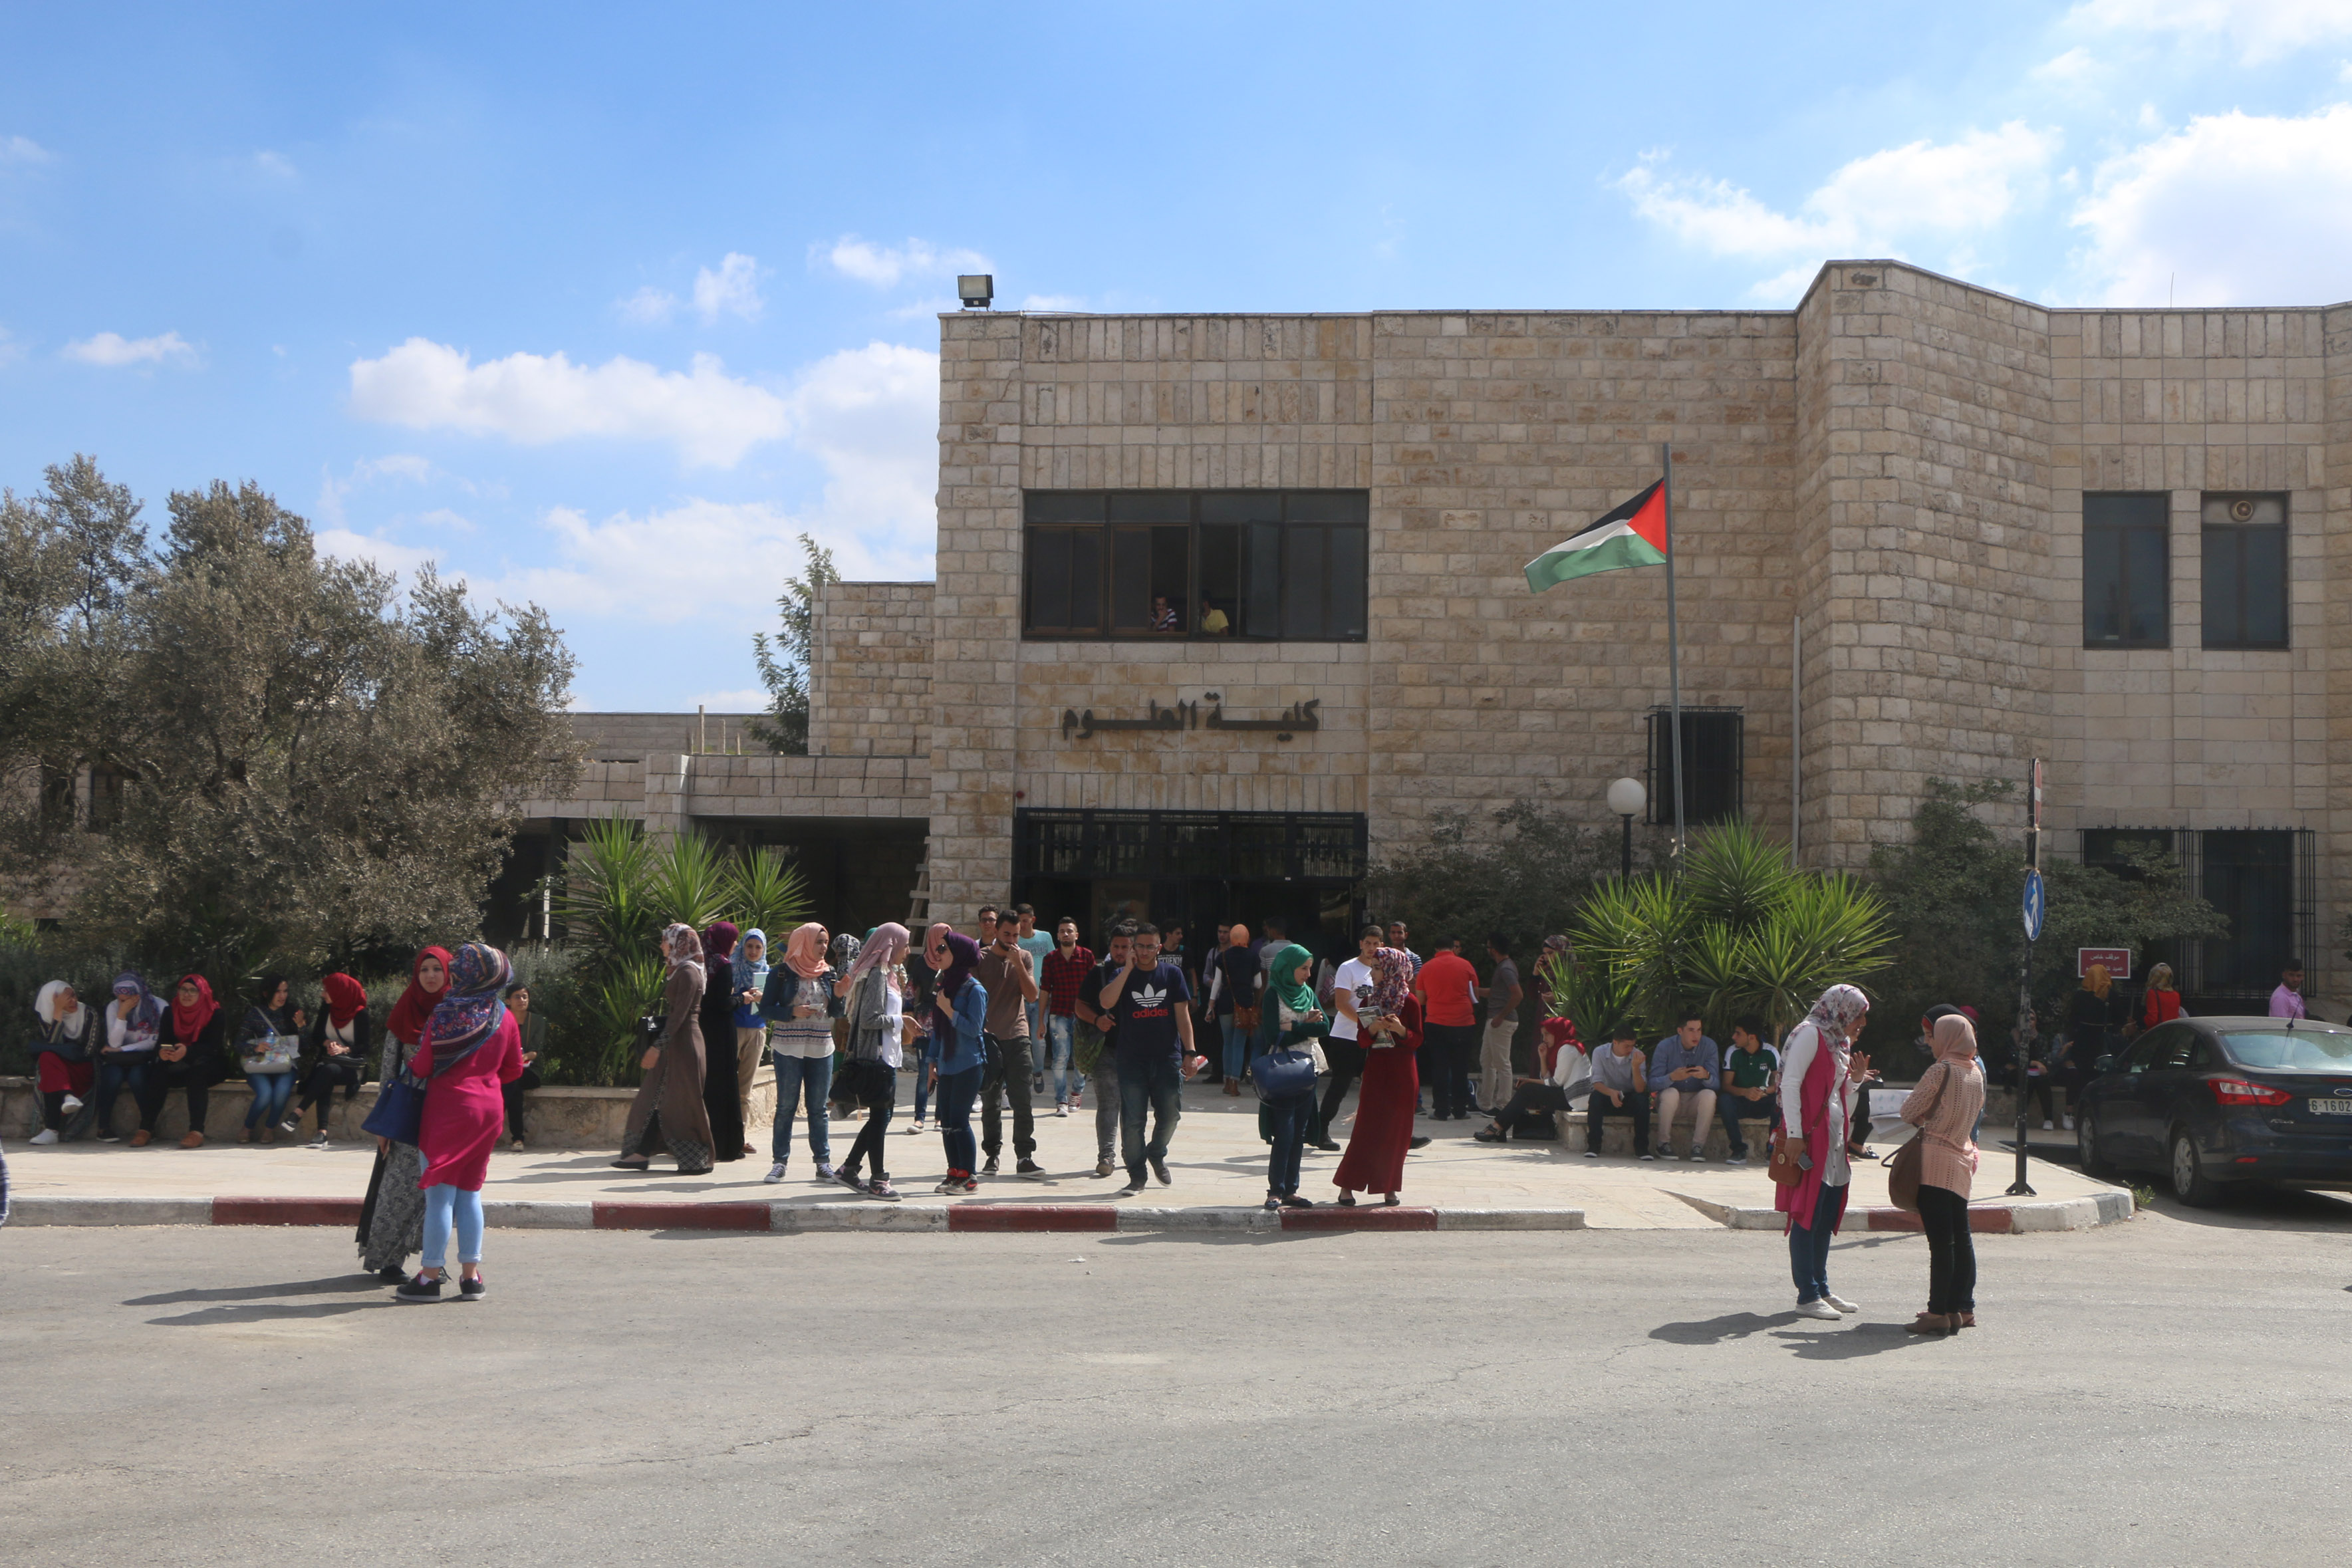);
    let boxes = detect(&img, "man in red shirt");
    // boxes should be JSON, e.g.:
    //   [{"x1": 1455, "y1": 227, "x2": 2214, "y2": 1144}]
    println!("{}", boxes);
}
[
  {"x1": 1039, "y1": 918, "x2": 1096, "y2": 1115},
  {"x1": 1414, "y1": 938, "x2": 1483, "y2": 1120}
]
